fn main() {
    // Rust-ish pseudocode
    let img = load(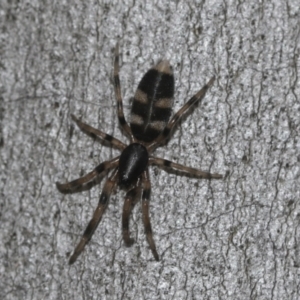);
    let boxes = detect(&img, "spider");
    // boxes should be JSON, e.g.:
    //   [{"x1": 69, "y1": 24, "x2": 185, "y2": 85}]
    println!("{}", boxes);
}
[{"x1": 56, "y1": 44, "x2": 223, "y2": 264}]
